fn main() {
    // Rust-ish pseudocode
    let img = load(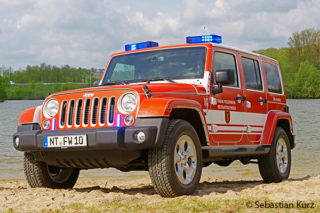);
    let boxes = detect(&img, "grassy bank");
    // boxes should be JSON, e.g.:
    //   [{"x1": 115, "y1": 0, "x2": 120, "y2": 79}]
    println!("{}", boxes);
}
[
  {"x1": 59, "y1": 198, "x2": 320, "y2": 213},
  {"x1": 6, "y1": 84, "x2": 88, "y2": 100}
]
